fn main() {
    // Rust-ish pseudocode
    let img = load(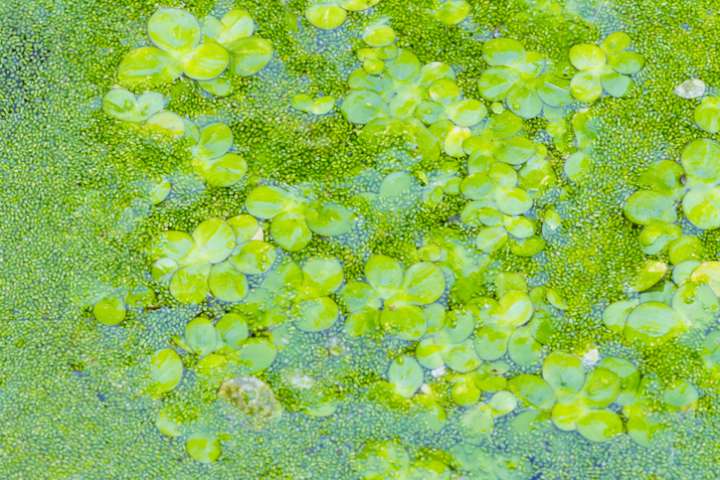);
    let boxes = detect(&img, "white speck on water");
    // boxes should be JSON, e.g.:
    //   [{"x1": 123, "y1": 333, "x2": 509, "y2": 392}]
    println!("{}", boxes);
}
[
  {"x1": 431, "y1": 366, "x2": 446, "y2": 378},
  {"x1": 675, "y1": 79, "x2": 706, "y2": 99},
  {"x1": 583, "y1": 348, "x2": 600, "y2": 367}
]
